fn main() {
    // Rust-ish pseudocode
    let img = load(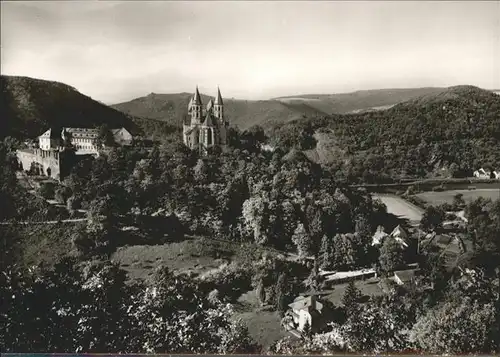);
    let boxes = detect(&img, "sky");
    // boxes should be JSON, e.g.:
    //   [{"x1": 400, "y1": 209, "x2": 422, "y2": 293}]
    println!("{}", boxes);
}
[{"x1": 1, "y1": 1, "x2": 499, "y2": 104}]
